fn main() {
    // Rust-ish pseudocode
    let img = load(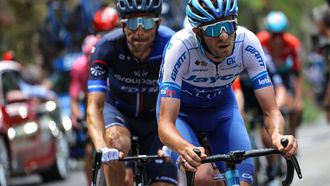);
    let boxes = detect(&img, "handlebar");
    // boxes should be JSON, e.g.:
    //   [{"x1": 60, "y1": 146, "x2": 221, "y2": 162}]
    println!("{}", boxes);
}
[
  {"x1": 91, "y1": 151, "x2": 164, "y2": 186},
  {"x1": 120, "y1": 155, "x2": 164, "y2": 162},
  {"x1": 199, "y1": 139, "x2": 302, "y2": 186}
]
